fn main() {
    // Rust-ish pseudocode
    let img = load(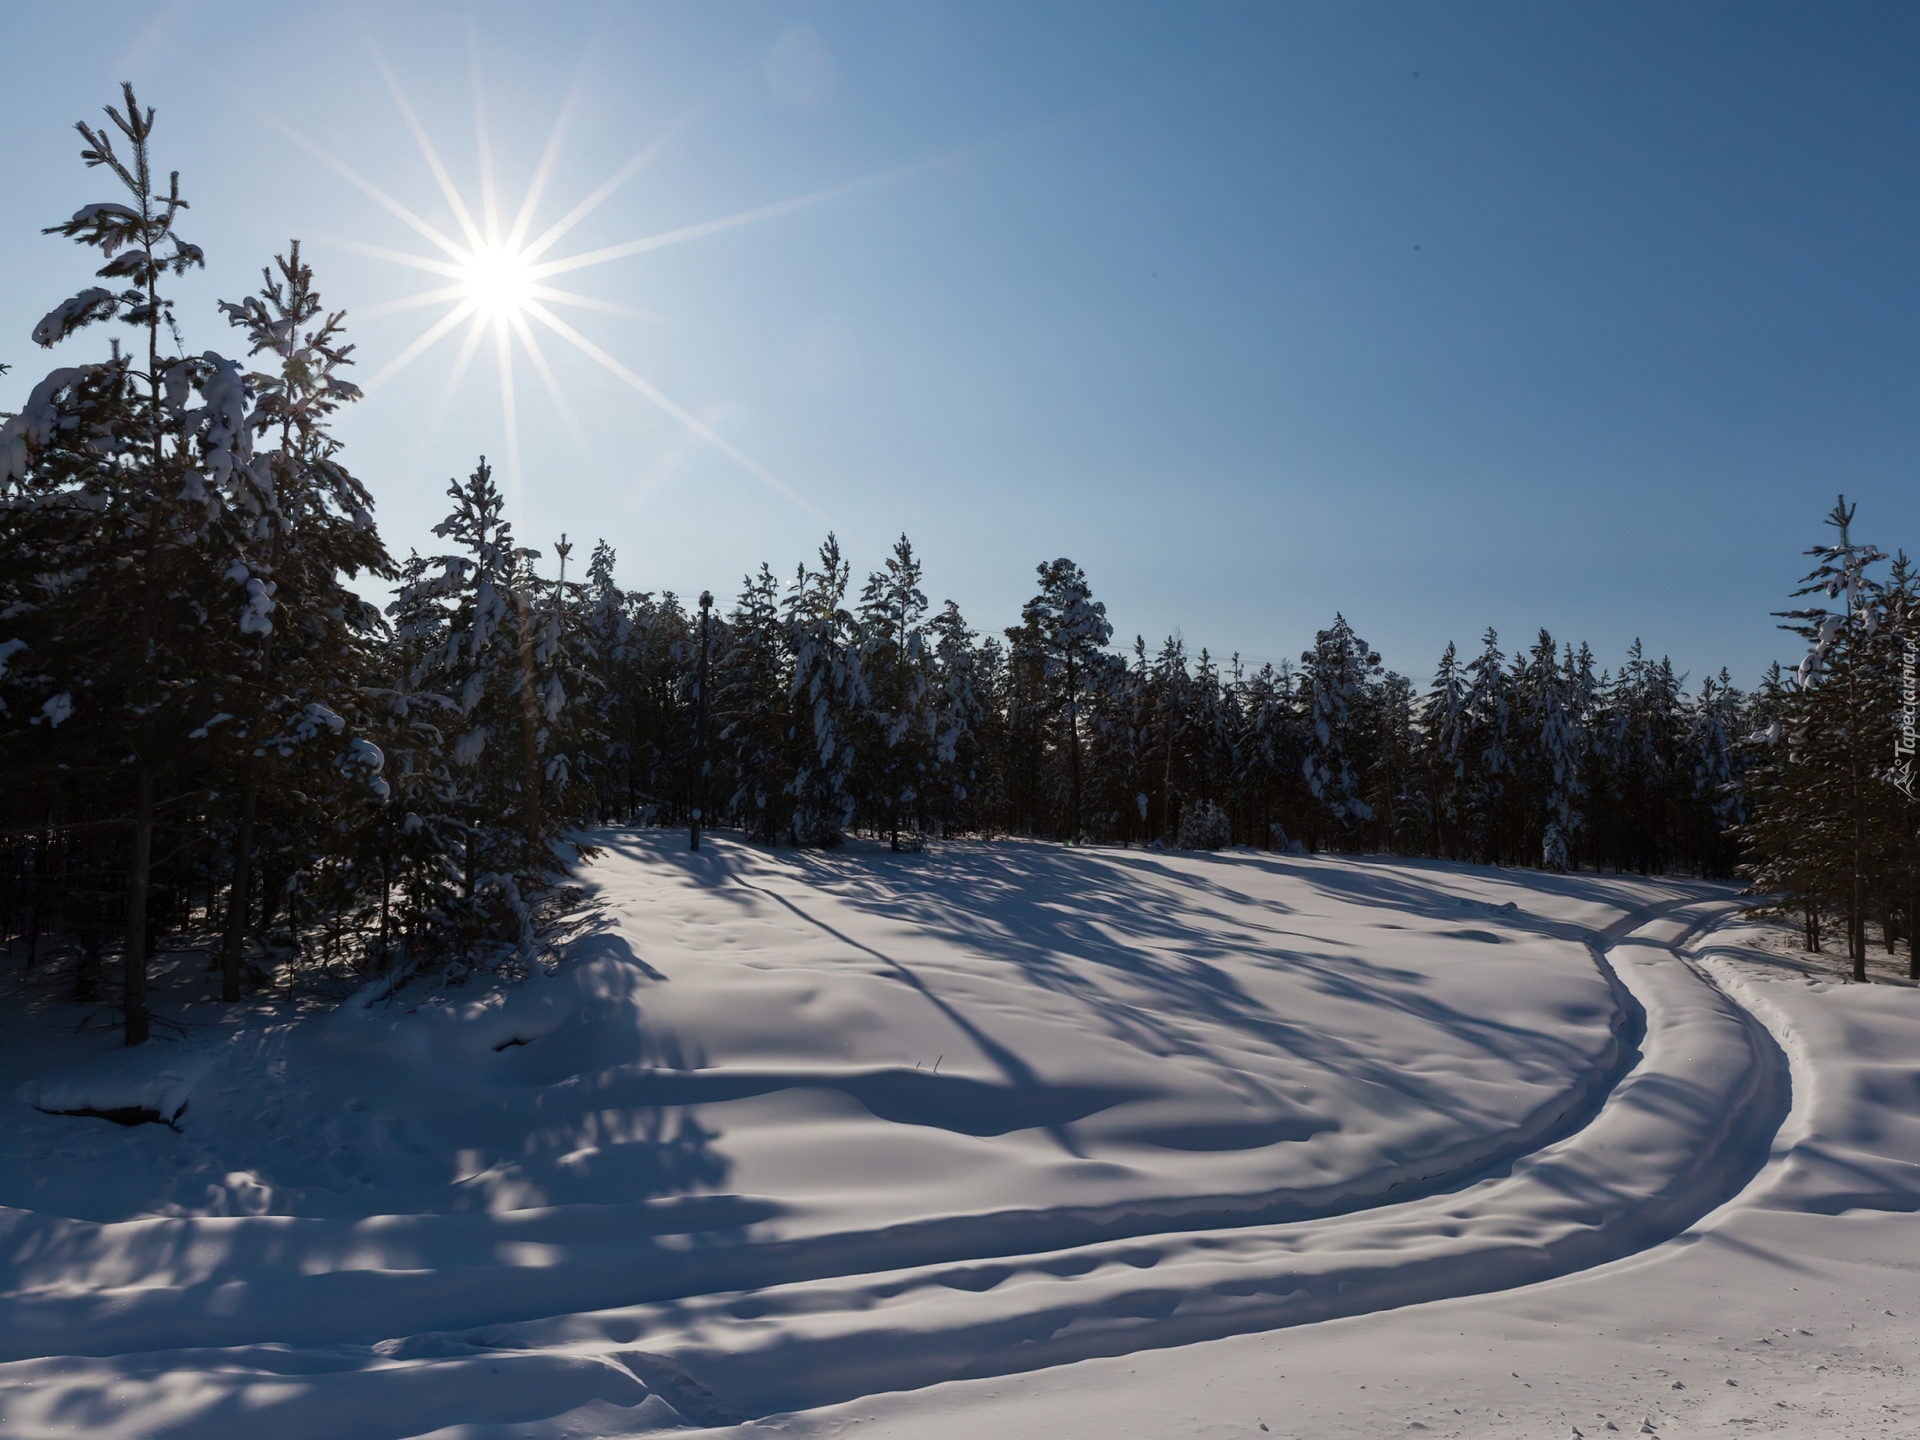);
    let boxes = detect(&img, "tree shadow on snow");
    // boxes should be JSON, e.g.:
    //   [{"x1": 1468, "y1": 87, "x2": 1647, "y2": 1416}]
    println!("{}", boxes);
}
[{"x1": 597, "y1": 832, "x2": 1701, "y2": 1138}]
